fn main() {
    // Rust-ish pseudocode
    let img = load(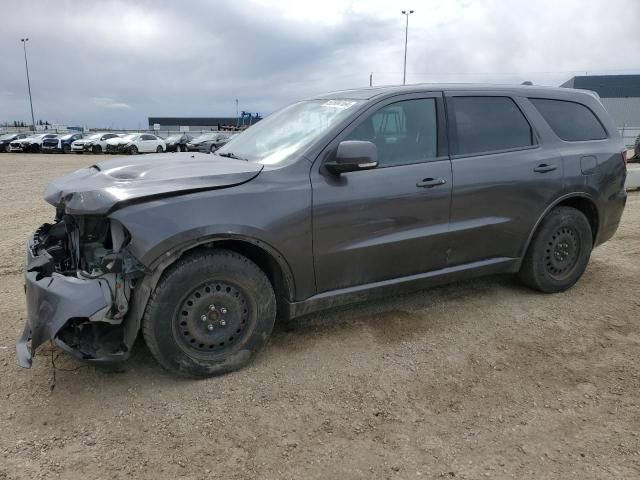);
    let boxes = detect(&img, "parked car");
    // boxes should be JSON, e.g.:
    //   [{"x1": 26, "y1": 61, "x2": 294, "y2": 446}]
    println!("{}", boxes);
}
[
  {"x1": 164, "y1": 133, "x2": 194, "y2": 152},
  {"x1": 18, "y1": 84, "x2": 627, "y2": 378},
  {"x1": 42, "y1": 133, "x2": 84, "y2": 154},
  {"x1": 9, "y1": 133, "x2": 58, "y2": 153},
  {"x1": 186, "y1": 132, "x2": 233, "y2": 153},
  {"x1": 115, "y1": 133, "x2": 166, "y2": 154},
  {"x1": 0, "y1": 132, "x2": 29, "y2": 153},
  {"x1": 104, "y1": 133, "x2": 142, "y2": 154},
  {"x1": 71, "y1": 133, "x2": 121, "y2": 154}
]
